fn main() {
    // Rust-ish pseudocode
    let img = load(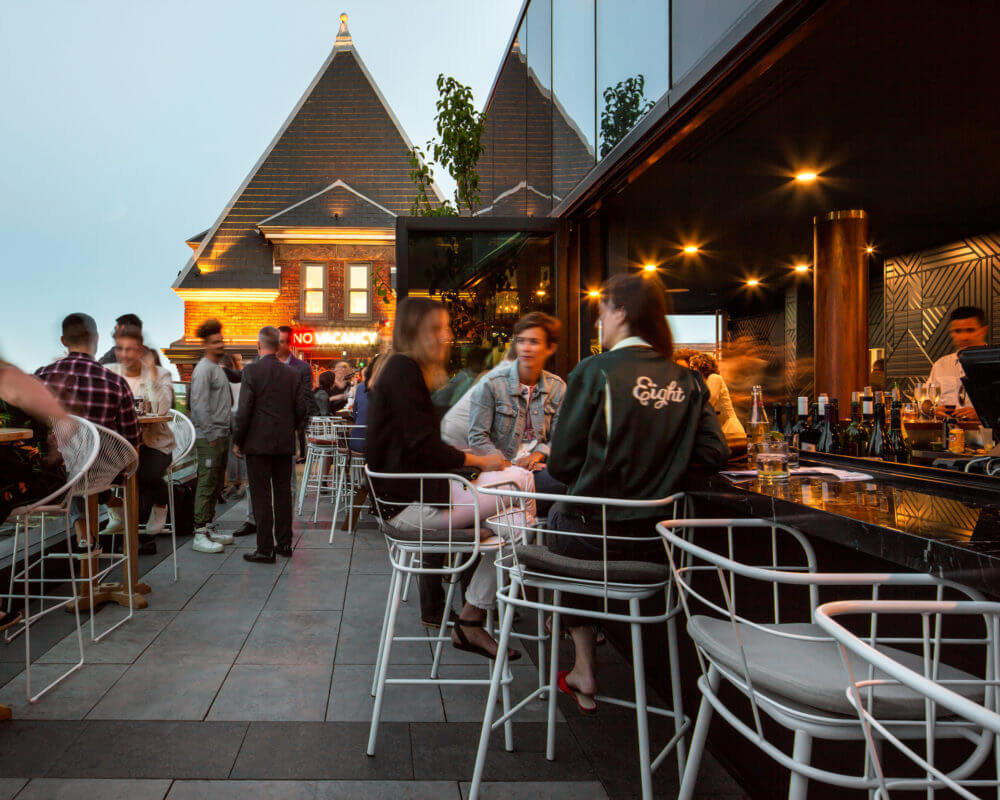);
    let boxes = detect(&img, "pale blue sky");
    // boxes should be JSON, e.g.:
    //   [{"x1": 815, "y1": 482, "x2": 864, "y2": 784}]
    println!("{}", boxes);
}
[{"x1": 0, "y1": 0, "x2": 522, "y2": 374}]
